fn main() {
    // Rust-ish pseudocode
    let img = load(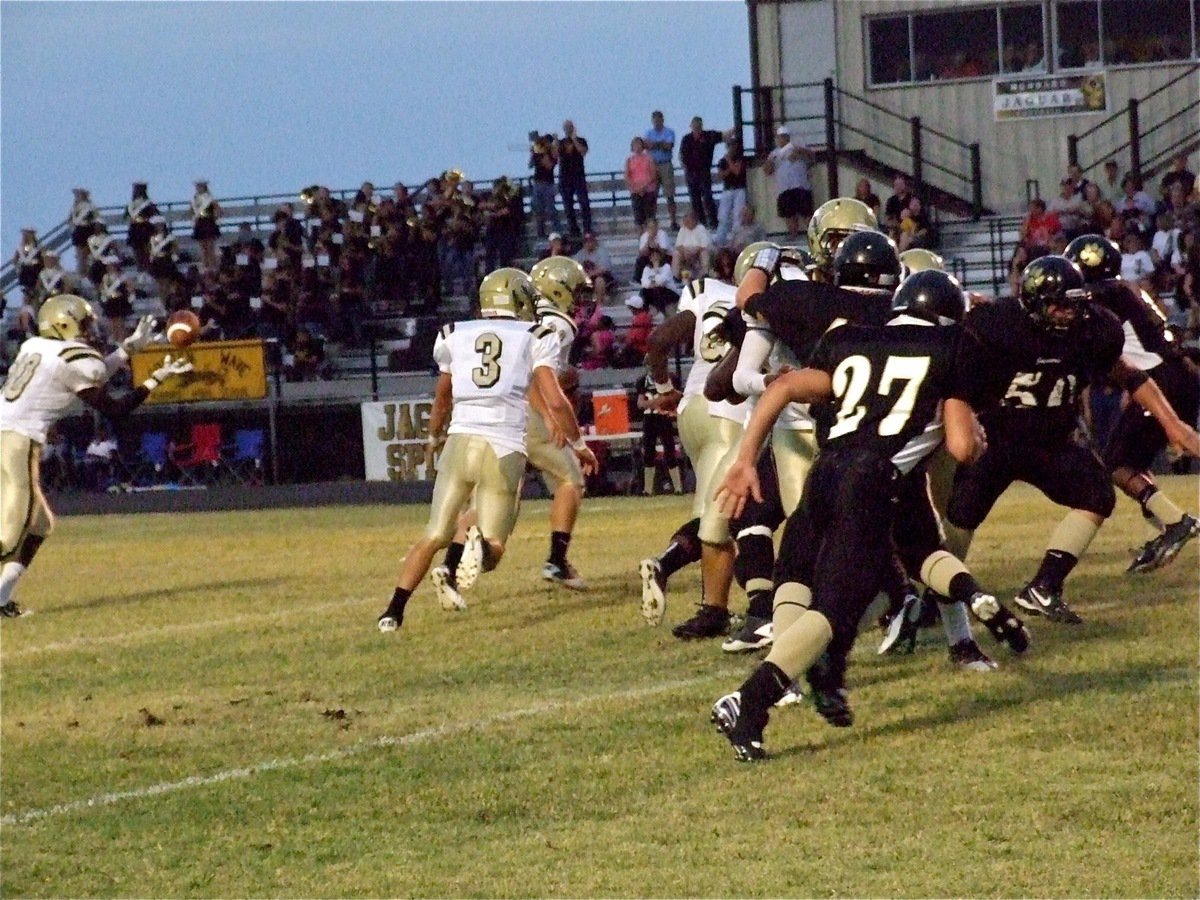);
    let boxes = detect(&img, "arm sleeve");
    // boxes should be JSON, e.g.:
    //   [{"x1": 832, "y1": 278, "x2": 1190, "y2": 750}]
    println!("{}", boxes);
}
[
  {"x1": 531, "y1": 331, "x2": 561, "y2": 371},
  {"x1": 731, "y1": 327, "x2": 775, "y2": 397},
  {"x1": 432, "y1": 333, "x2": 452, "y2": 374}
]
